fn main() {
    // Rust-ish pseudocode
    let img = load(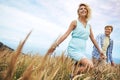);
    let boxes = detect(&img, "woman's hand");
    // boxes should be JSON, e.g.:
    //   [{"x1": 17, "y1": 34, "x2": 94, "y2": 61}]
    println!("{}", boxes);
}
[
  {"x1": 99, "y1": 51, "x2": 106, "y2": 59},
  {"x1": 46, "y1": 42, "x2": 58, "y2": 55}
]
